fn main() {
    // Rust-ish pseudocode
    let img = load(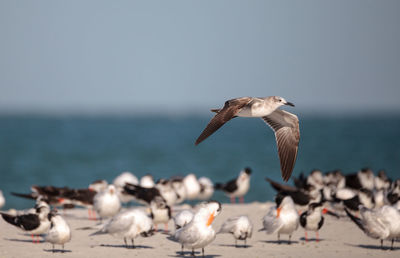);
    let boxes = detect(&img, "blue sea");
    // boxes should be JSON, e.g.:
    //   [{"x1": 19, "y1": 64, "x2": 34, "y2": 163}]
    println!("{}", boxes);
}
[{"x1": 1, "y1": 114, "x2": 399, "y2": 209}]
